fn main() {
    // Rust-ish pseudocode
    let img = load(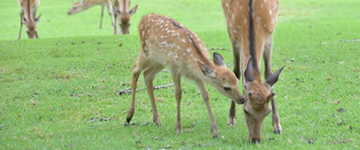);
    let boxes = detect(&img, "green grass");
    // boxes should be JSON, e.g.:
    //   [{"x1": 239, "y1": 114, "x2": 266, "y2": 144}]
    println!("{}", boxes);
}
[{"x1": 1, "y1": 0, "x2": 359, "y2": 149}]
